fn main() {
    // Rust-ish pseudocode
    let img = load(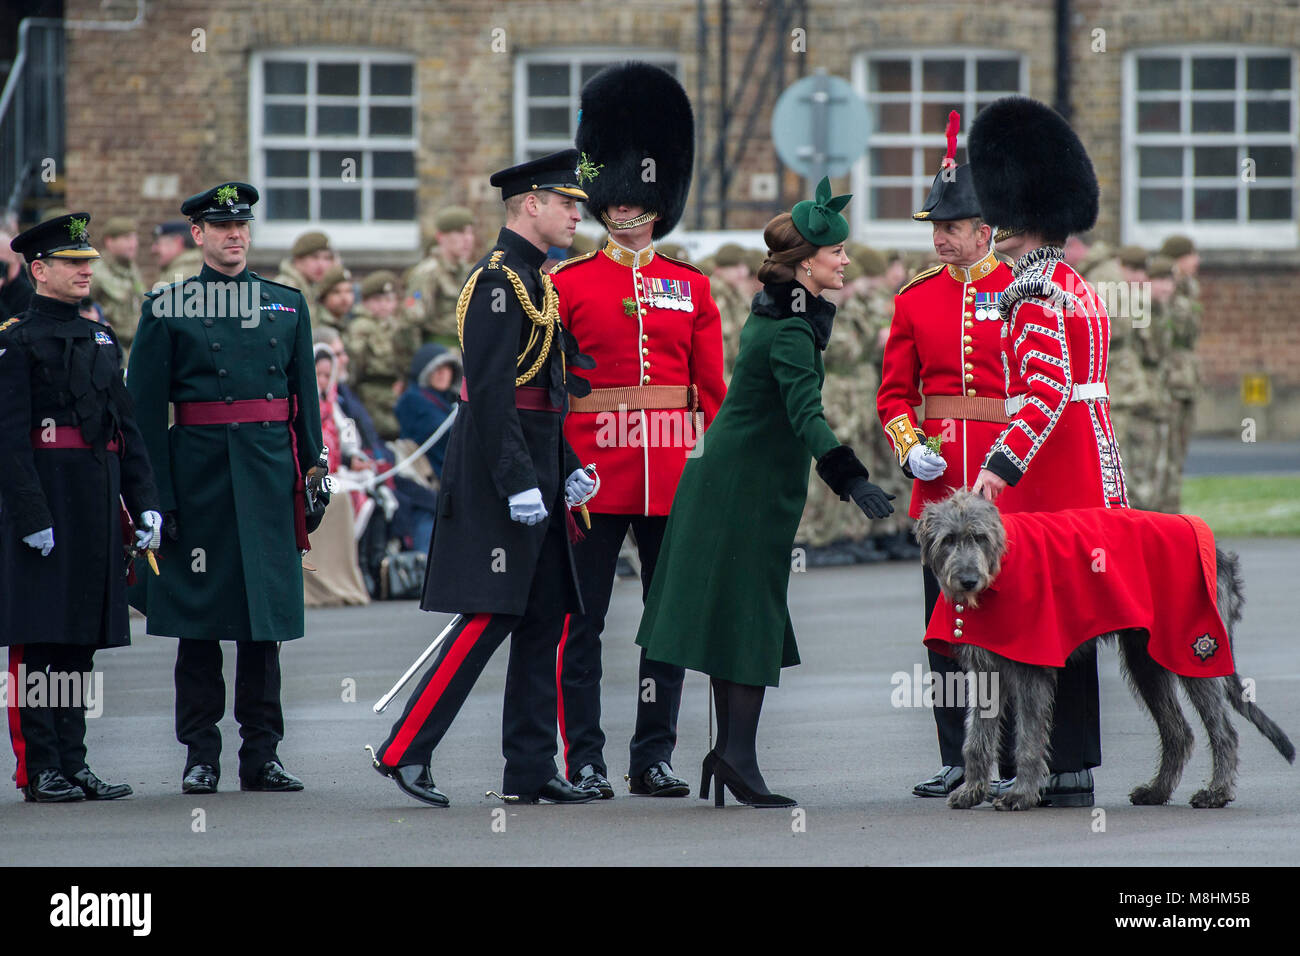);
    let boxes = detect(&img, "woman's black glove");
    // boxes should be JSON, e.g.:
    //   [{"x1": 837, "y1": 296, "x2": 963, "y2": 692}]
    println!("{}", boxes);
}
[{"x1": 846, "y1": 476, "x2": 895, "y2": 519}]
